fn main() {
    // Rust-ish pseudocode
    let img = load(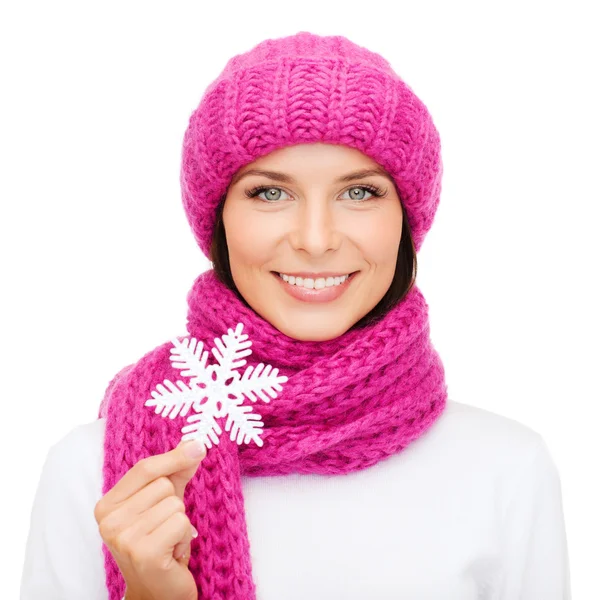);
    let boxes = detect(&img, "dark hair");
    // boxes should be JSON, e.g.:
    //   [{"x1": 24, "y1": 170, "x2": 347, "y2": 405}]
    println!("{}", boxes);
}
[{"x1": 209, "y1": 193, "x2": 417, "y2": 330}]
